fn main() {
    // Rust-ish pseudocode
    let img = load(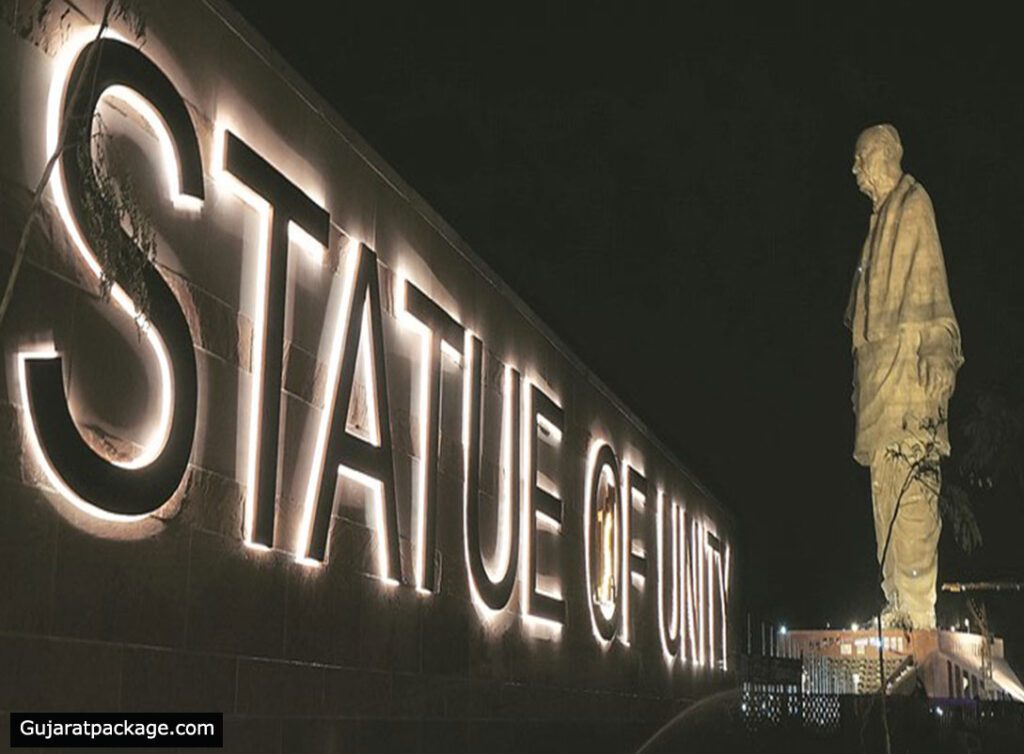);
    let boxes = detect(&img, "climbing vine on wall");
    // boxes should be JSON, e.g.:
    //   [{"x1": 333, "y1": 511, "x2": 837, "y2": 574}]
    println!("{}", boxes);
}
[{"x1": 0, "y1": 0, "x2": 156, "y2": 329}]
